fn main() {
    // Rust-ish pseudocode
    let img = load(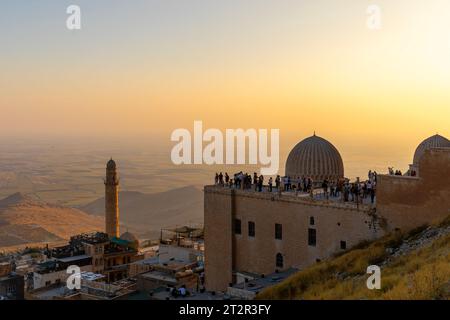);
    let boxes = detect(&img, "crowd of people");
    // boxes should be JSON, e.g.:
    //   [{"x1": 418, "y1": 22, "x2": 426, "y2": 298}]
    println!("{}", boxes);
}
[
  {"x1": 214, "y1": 171, "x2": 268, "y2": 192},
  {"x1": 213, "y1": 169, "x2": 378, "y2": 204},
  {"x1": 316, "y1": 170, "x2": 378, "y2": 204},
  {"x1": 340, "y1": 171, "x2": 377, "y2": 204}
]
